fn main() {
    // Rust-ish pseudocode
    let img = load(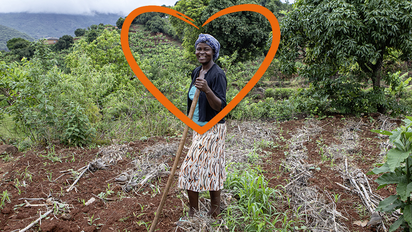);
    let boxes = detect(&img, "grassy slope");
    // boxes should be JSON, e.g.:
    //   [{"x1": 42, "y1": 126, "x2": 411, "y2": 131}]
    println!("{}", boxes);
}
[{"x1": 0, "y1": 24, "x2": 34, "y2": 51}]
